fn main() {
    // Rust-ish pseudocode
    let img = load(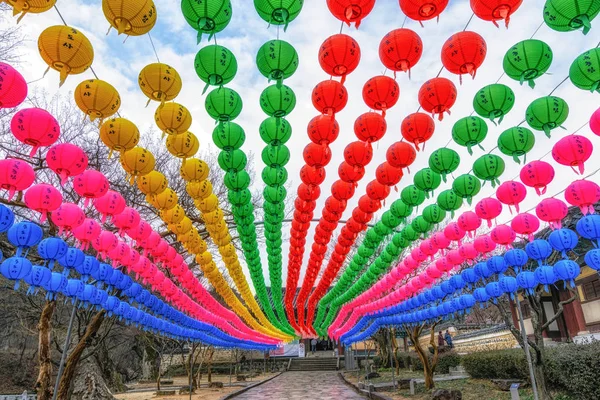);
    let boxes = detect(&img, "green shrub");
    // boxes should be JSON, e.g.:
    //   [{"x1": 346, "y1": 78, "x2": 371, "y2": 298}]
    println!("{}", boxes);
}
[
  {"x1": 545, "y1": 341, "x2": 600, "y2": 400},
  {"x1": 437, "y1": 351, "x2": 461, "y2": 374},
  {"x1": 462, "y1": 349, "x2": 529, "y2": 380}
]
